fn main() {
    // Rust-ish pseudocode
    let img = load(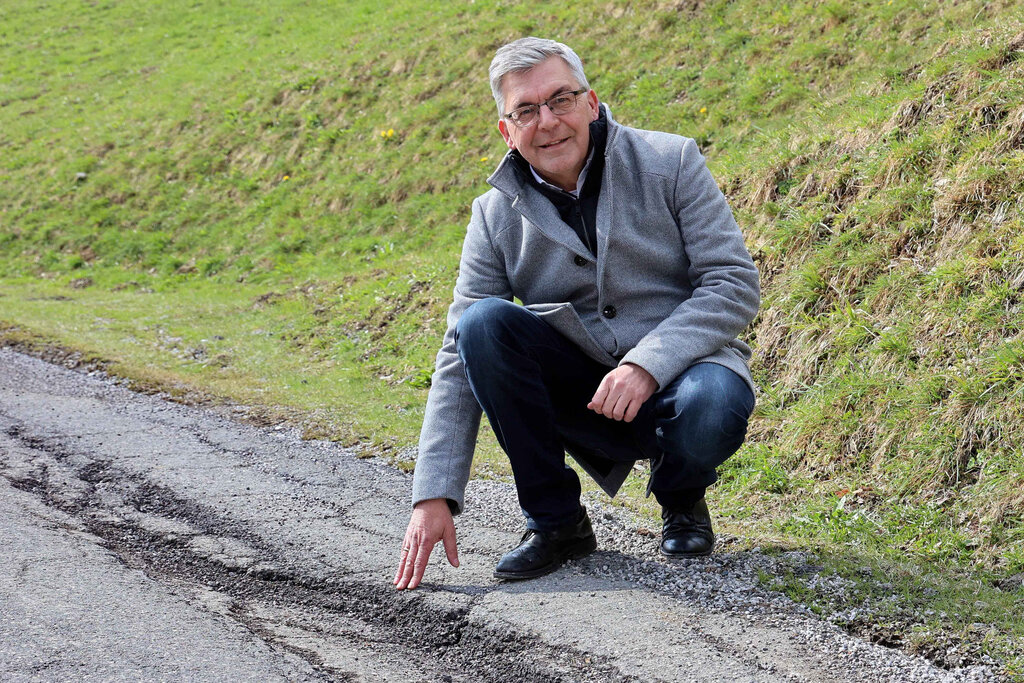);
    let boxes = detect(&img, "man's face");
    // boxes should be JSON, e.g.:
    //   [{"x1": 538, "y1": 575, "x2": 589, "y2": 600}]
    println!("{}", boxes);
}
[{"x1": 497, "y1": 56, "x2": 600, "y2": 192}]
